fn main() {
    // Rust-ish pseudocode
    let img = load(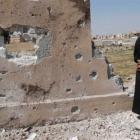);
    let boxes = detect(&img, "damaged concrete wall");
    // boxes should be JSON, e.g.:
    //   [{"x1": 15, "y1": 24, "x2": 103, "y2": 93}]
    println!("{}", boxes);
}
[
  {"x1": 0, "y1": 0, "x2": 132, "y2": 128},
  {"x1": 0, "y1": 0, "x2": 120, "y2": 100}
]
